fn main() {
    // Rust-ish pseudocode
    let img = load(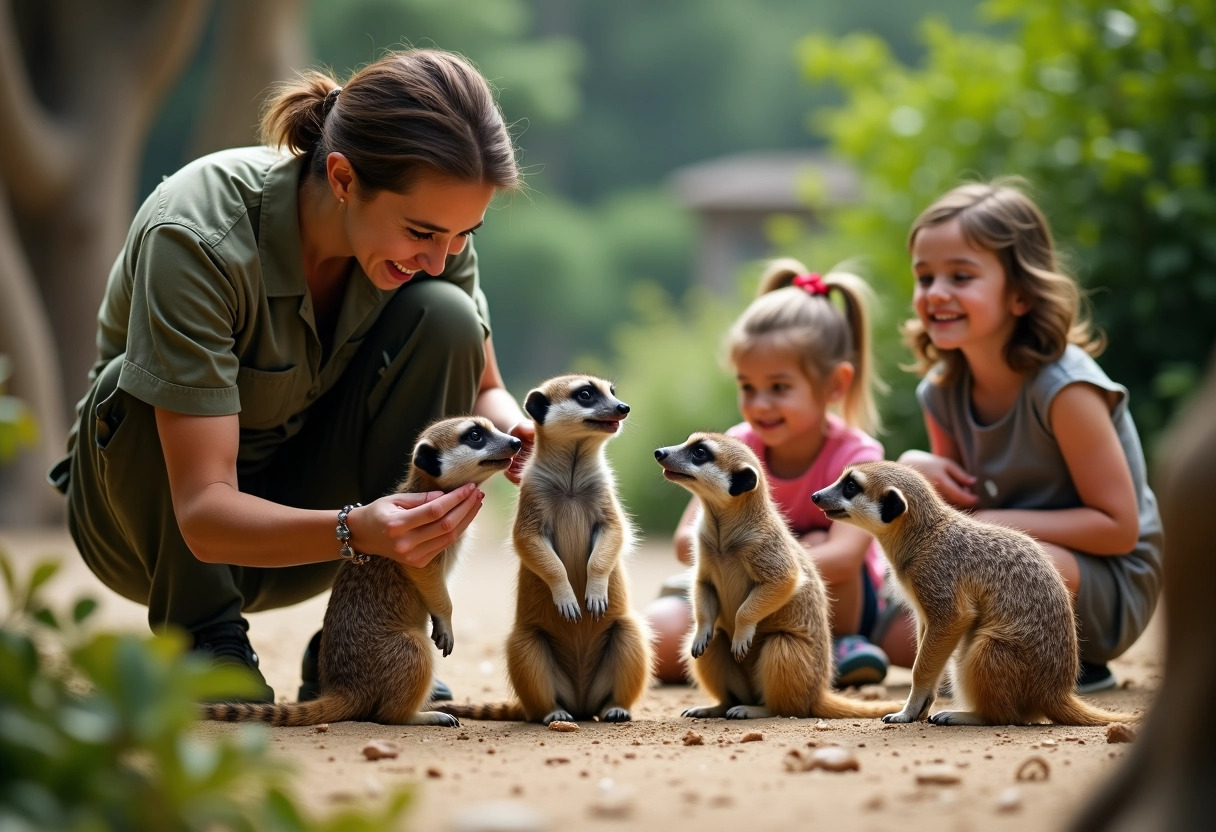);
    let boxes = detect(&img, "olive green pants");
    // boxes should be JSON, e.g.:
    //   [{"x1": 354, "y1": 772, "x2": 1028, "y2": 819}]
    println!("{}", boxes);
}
[{"x1": 55, "y1": 279, "x2": 486, "y2": 636}]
